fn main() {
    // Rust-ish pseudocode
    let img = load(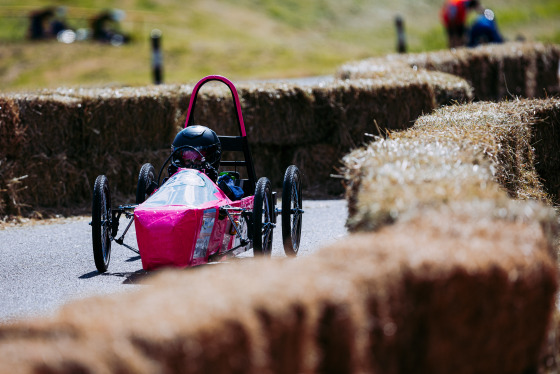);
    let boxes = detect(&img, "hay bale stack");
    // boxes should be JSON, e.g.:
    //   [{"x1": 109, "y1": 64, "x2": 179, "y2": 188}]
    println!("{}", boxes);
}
[
  {"x1": 540, "y1": 309, "x2": 560, "y2": 373},
  {"x1": 0, "y1": 206, "x2": 556, "y2": 374},
  {"x1": 337, "y1": 42, "x2": 560, "y2": 101},
  {"x1": 343, "y1": 99, "x2": 560, "y2": 231},
  {"x1": 188, "y1": 79, "x2": 446, "y2": 147},
  {"x1": 0, "y1": 98, "x2": 25, "y2": 215},
  {"x1": 336, "y1": 63, "x2": 473, "y2": 107},
  {"x1": 0, "y1": 86, "x2": 187, "y2": 213},
  {"x1": 530, "y1": 105, "x2": 560, "y2": 200},
  {"x1": 215, "y1": 77, "x2": 463, "y2": 193},
  {"x1": 342, "y1": 98, "x2": 560, "y2": 372},
  {"x1": 0, "y1": 74, "x2": 475, "y2": 215}
]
